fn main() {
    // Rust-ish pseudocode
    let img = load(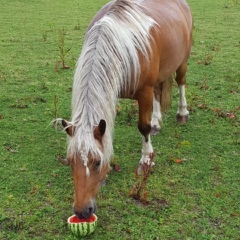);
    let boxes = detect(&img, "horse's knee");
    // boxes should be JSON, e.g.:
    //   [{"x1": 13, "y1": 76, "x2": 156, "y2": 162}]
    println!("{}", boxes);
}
[{"x1": 138, "y1": 123, "x2": 151, "y2": 140}]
